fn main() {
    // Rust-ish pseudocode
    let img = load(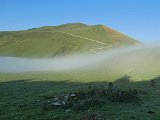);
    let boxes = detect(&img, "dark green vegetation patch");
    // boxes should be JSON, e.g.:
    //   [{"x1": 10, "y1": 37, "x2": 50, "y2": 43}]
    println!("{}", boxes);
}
[{"x1": 43, "y1": 85, "x2": 139, "y2": 111}]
